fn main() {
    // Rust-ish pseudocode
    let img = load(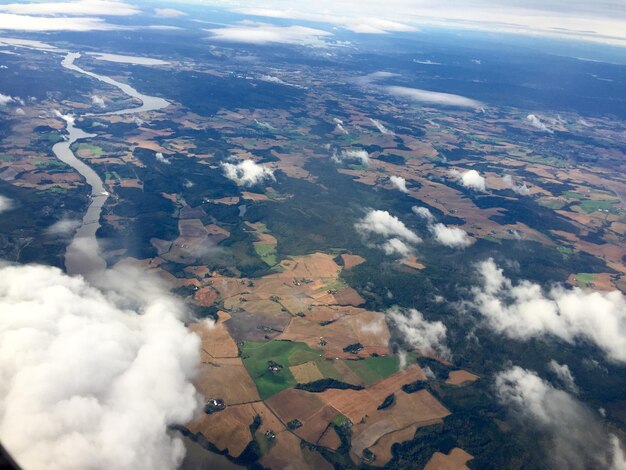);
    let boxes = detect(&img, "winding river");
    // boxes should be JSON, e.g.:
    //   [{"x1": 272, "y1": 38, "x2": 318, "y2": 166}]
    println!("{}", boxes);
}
[{"x1": 54, "y1": 52, "x2": 169, "y2": 278}]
